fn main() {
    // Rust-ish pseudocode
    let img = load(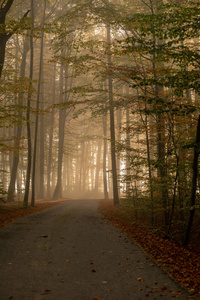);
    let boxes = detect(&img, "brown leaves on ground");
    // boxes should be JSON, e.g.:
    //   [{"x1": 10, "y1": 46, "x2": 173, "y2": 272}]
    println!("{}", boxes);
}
[
  {"x1": 0, "y1": 199, "x2": 68, "y2": 228},
  {"x1": 99, "y1": 200, "x2": 200, "y2": 297}
]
